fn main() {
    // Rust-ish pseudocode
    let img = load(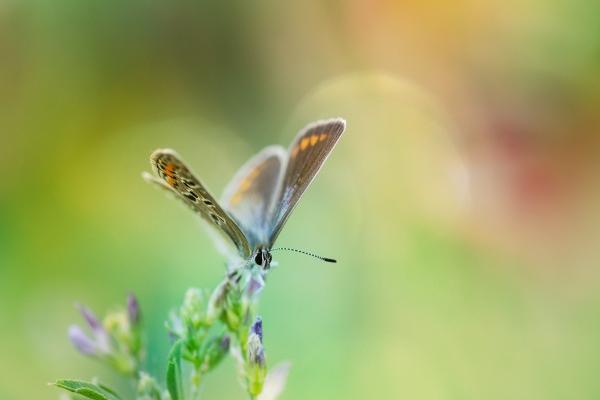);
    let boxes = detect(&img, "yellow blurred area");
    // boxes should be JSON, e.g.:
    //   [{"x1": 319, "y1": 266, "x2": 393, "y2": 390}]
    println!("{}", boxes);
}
[{"x1": 1, "y1": 1, "x2": 600, "y2": 399}]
